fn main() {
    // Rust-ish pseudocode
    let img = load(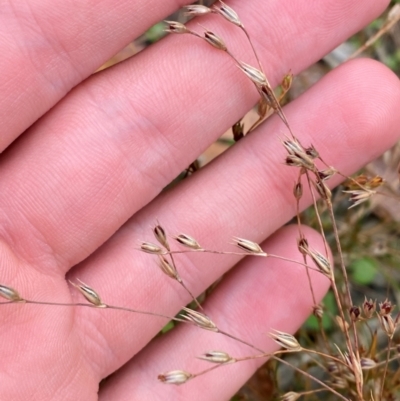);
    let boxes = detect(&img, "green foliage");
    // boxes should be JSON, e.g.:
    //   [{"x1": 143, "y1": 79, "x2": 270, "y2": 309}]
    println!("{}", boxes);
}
[{"x1": 349, "y1": 257, "x2": 378, "y2": 285}]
